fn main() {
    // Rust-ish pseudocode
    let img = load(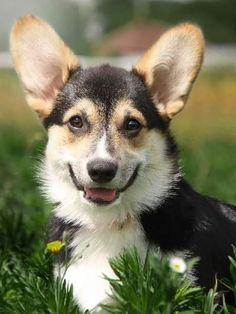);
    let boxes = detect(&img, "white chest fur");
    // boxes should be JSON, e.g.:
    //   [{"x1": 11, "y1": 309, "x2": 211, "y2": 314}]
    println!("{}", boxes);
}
[{"x1": 58, "y1": 219, "x2": 147, "y2": 311}]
